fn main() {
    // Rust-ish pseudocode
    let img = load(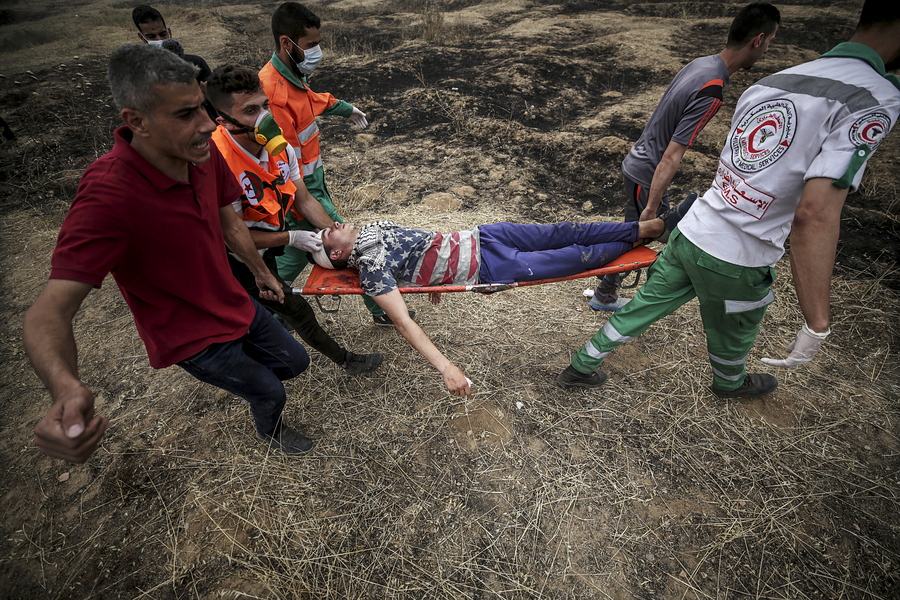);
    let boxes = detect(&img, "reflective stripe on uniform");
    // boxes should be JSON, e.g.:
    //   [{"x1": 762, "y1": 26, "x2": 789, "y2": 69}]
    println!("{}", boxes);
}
[
  {"x1": 724, "y1": 290, "x2": 775, "y2": 314},
  {"x1": 708, "y1": 352, "x2": 748, "y2": 366},
  {"x1": 302, "y1": 157, "x2": 323, "y2": 177},
  {"x1": 583, "y1": 340, "x2": 610, "y2": 360},
  {"x1": 711, "y1": 366, "x2": 742, "y2": 382},
  {"x1": 603, "y1": 320, "x2": 633, "y2": 344},
  {"x1": 298, "y1": 120, "x2": 319, "y2": 143},
  {"x1": 756, "y1": 73, "x2": 879, "y2": 113}
]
